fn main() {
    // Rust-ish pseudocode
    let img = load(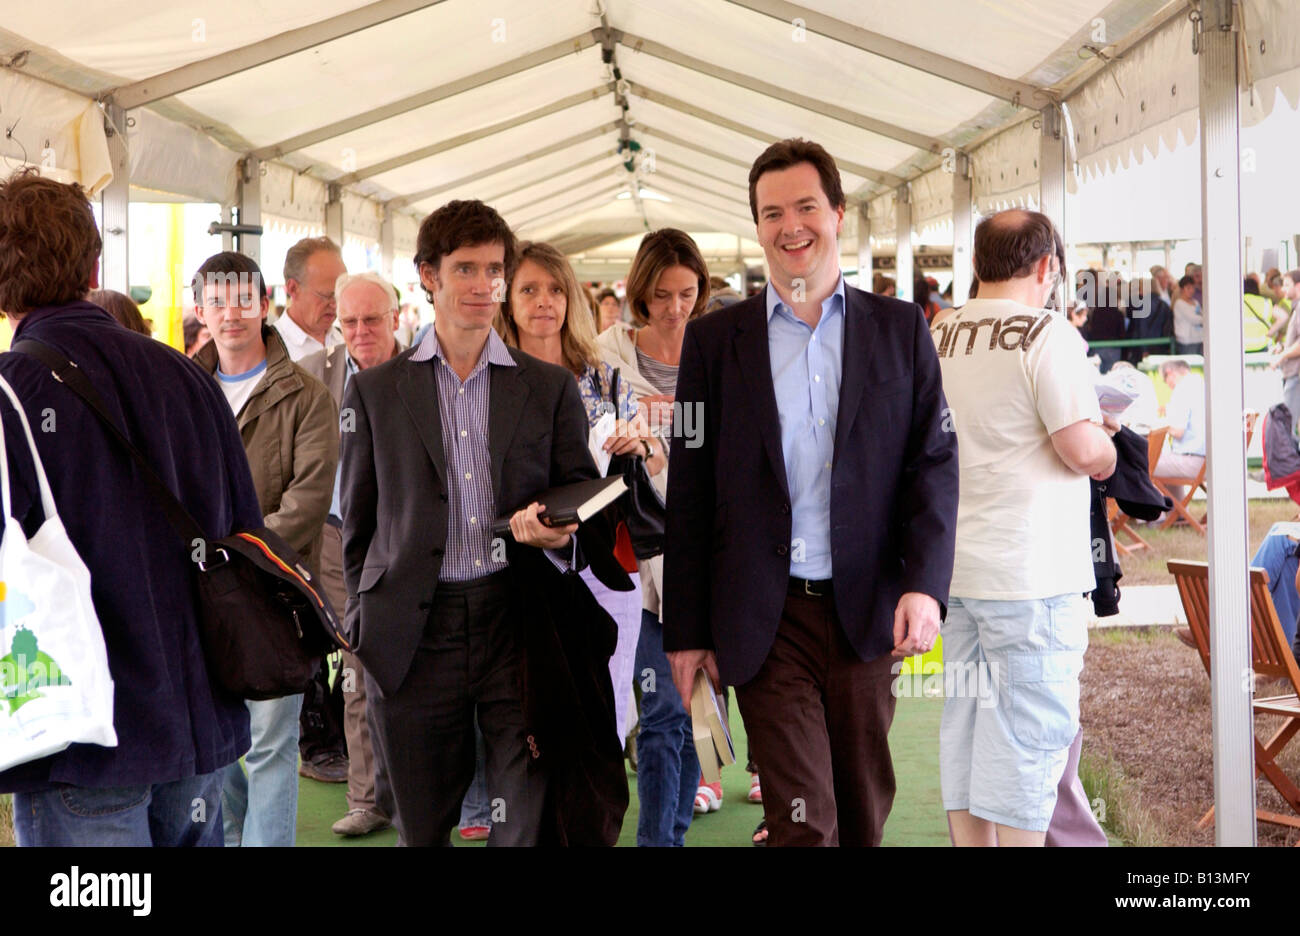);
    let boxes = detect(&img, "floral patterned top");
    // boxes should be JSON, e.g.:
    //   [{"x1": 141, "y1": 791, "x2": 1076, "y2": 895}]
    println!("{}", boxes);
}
[{"x1": 576, "y1": 360, "x2": 640, "y2": 429}]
